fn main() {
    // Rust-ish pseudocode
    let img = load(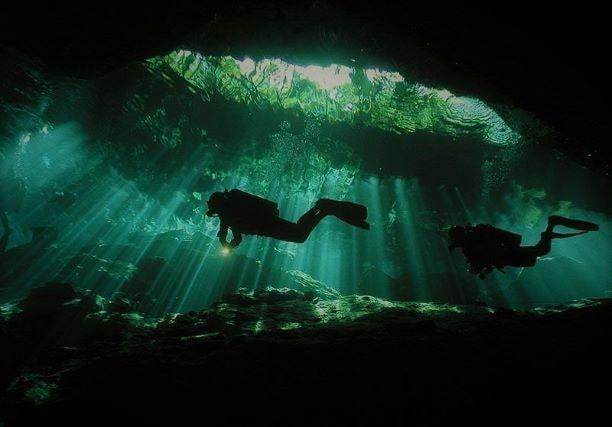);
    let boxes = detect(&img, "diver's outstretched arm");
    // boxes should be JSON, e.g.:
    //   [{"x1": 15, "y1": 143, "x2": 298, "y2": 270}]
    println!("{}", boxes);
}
[
  {"x1": 217, "y1": 222, "x2": 242, "y2": 249},
  {"x1": 227, "y1": 229, "x2": 242, "y2": 248},
  {"x1": 217, "y1": 220, "x2": 230, "y2": 247}
]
